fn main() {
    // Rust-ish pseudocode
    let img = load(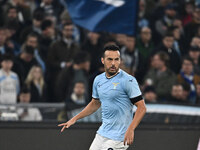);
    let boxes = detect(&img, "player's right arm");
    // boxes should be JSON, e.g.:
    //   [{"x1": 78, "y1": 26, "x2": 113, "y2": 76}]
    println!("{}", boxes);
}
[{"x1": 58, "y1": 98, "x2": 101, "y2": 132}]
